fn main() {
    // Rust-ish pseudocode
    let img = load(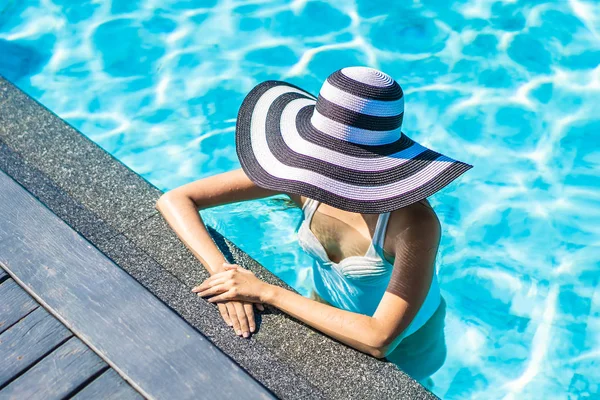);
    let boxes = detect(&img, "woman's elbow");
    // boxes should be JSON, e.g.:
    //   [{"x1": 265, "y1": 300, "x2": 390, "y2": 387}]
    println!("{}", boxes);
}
[
  {"x1": 155, "y1": 194, "x2": 168, "y2": 211},
  {"x1": 365, "y1": 333, "x2": 395, "y2": 359},
  {"x1": 369, "y1": 342, "x2": 393, "y2": 359},
  {"x1": 369, "y1": 347, "x2": 387, "y2": 359},
  {"x1": 156, "y1": 191, "x2": 179, "y2": 211}
]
